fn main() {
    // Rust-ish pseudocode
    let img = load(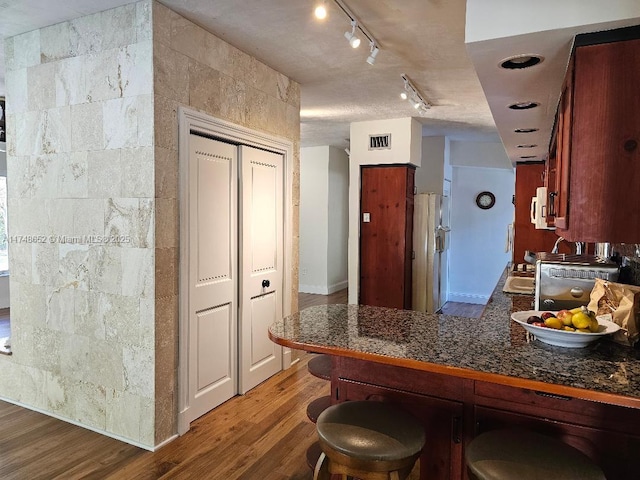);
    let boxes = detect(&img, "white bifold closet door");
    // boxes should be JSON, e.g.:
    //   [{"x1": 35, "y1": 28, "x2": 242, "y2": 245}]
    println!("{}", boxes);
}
[{"x1": 185, "y1": 135, "x2": 284, "y2": 424}]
